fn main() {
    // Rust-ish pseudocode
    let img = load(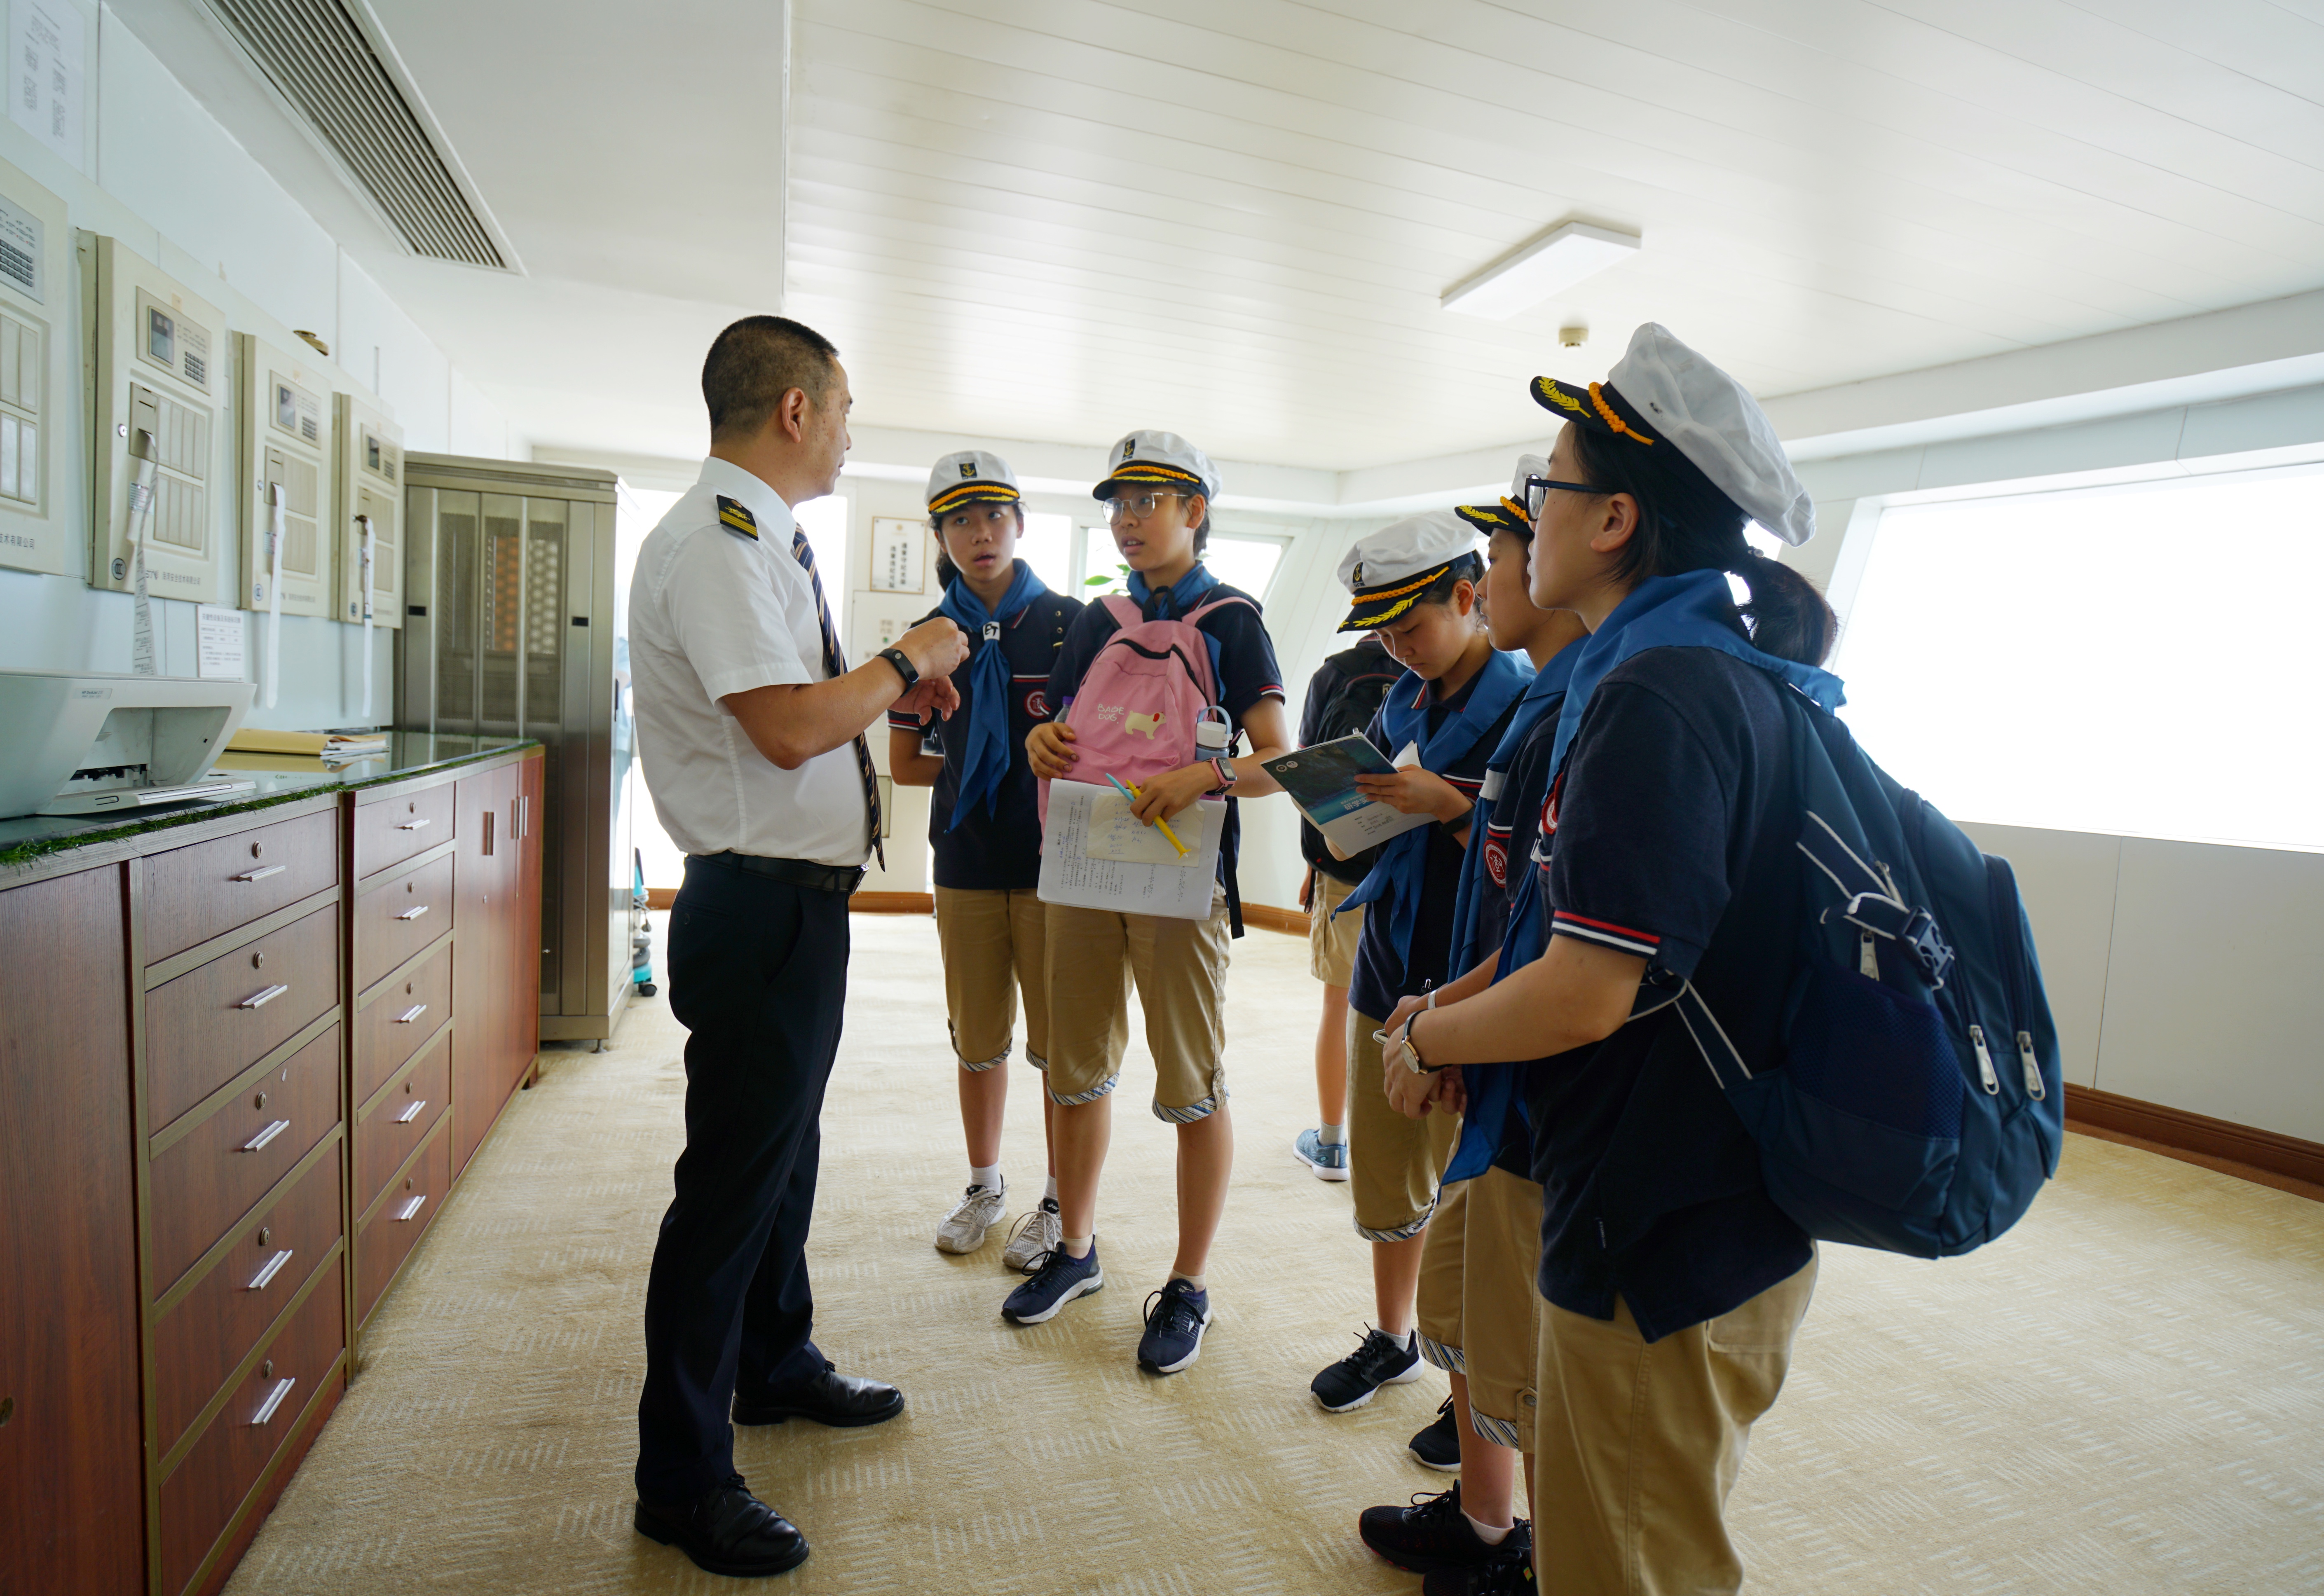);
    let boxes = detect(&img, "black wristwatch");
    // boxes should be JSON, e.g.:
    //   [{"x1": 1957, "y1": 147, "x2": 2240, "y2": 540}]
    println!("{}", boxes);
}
[{"x1": 877, "y1": 647, "x2": 919, "y2": 690}]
